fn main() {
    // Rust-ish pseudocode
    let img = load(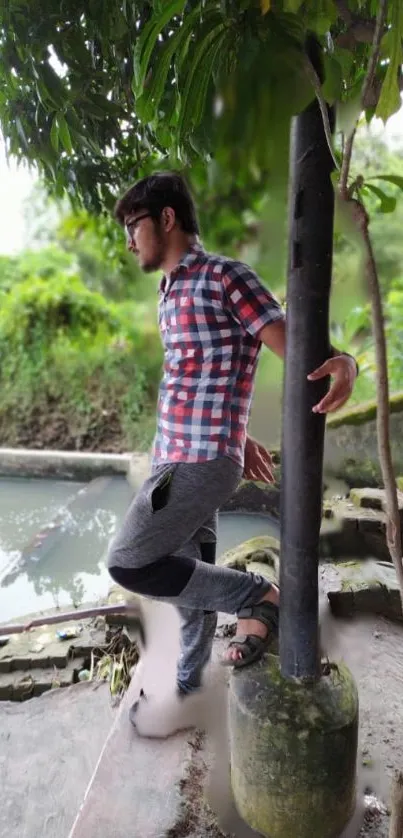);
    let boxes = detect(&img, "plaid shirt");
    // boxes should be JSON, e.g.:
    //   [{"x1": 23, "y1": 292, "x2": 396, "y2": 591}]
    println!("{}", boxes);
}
[{"x1": 152, "y1": 243, "x2": 284, "y2": 466}]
